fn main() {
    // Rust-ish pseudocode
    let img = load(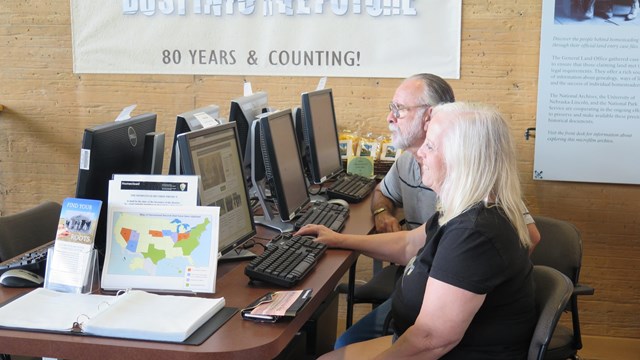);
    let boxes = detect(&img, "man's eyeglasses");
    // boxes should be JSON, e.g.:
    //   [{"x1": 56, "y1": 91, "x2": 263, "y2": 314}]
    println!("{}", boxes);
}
[{"x1": 389, "y1": 102, "x2": 430, "y2": 118}]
